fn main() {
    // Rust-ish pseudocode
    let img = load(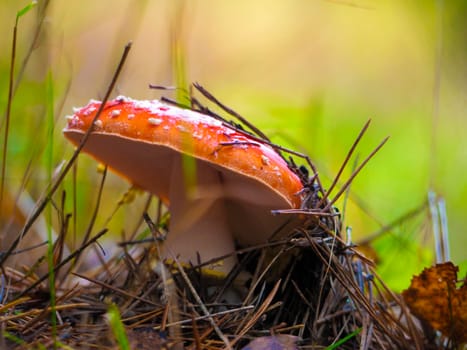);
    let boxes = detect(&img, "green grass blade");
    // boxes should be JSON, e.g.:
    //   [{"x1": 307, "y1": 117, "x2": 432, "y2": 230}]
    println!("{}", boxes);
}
[
  {"x1": 45, "y1": 70, "x2": 57, "y2": 347},
  {"x1": 107, "y1": 304, "x2": 130, "y2": 350},
  {"x1": 325, "y1": 328, "x2": 362, "y2": 350},
  {"x1": 16, "y1": 1, "x2": 37, "y2": 22},
  {"x1": 2, "y1": 331, "x2": 25, "y2": 345},
  {"x1": 170, "y1": 0, "x2": 189, "y2": 105}
]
